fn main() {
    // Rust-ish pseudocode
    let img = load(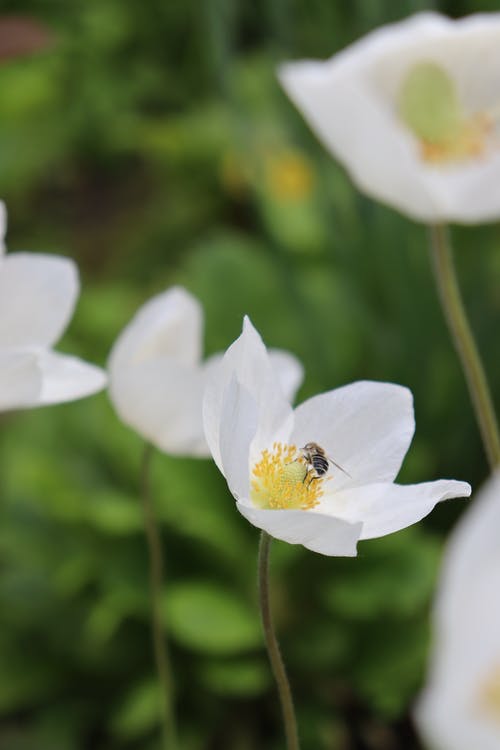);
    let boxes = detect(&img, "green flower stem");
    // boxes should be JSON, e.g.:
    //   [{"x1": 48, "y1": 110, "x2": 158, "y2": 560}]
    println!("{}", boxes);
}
[
  {"x1": 140, "y1": 442, "x2": 179, "y2": 750},
  {"x1": 429, "y1": 224, "x2": 500, "y2": 468},
  {"x1": 258, "y1": 531, "x2": 300, "y2": 750}
]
